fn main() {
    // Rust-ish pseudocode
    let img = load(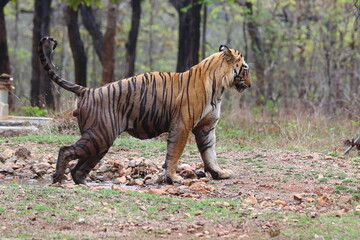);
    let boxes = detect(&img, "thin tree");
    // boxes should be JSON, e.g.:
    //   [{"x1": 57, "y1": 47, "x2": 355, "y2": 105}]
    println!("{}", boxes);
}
[
  {"x1": 101, "y1": 1, "x2": 119, "y2": 85},
  {"x1": 170, "y1": 0, "x2": 202, "y2": 72},
  {"x1": 125, "y1": 0, "x2": 141, "y2": 78},
  {"x1": 66, "y1": 5, "x2": 87, "y2": 87},
  {"x1": 0, "y1": 0, "x2": 12, "y2": 110},
  {"x1": 79, "y1": 4, "x2": 104, "y2": 64},
  {"x1": 30, "y1": 0, "x2": 54, "y2": 109}
]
